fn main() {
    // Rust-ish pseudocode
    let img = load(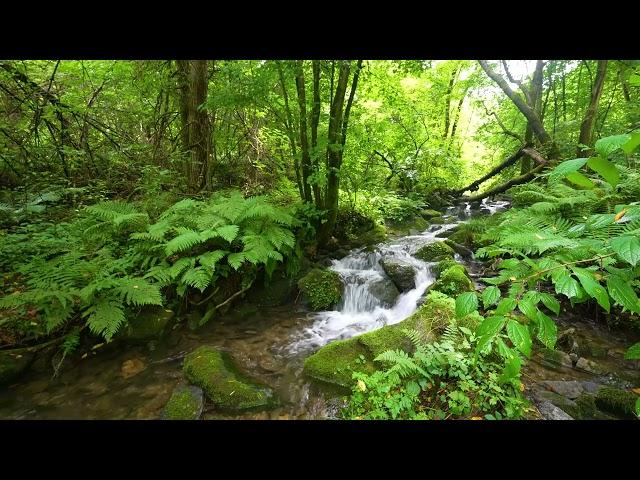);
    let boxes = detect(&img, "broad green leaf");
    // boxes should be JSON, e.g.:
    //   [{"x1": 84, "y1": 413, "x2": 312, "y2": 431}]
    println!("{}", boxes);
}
[
  {"x1": 622, "y1": 131, "x2": 640, "y2": 155},
  {"x1": 495, "y1": 297, "x2": 517, "y2": 315},
  {"x1": 610, "y1": 235, "x2": 640, "y2": 267},
  {"x1": 625, "y1": 342, "x2": 640, "y2": 360},
  {"x1": 496, "y1": 338, "x2": 516, "y2": 360},
  {"x1": 549, "y1": 158, "x2": 587, "y2": 183},
  {"x1": 406, "y1": 380, "x2": 421, "y2": 397},
  {"x1": 536, "y1": 311, "x2": 558, "y2": 349},
  {"x1": 455, "y1": 292, "x2": 478, "y2": 317},
  {"x1": 606, "y1": 275, "x2": 640, "y2": 314},
  {"x1": 552, "y1": 270, "x2": 581, "y2": 299},
  {"x1": 565, "y1": 172, "x2": 595, "y2": 189},
  {"x1": 585, "y1": 213, "x2": 616, "y2": 230},
  {"x1": 507, "y1": 319, "x2": 532, "y2": 357},
  {"x1": 476, "y1": 315, "x2": 506, "y2": 338},
  {"x1": 636, "y1": 398, "x2": 640, "y2": 418},
  {"x1": 481, "y1": 286, "x2": 501, "y2": 309},
  {"x1": 573, "y1": 267, "x2": 610, "y2": 312},
  {"x1": 500, "y1": 355, "x2": 522, "y2": 383},
  {"x1": 539, "y1": 293, "x2": 561, "y2": 315},
  {"x1": 586, "y1": 156, "x2": 620, "y2": 187},
  {"x1": 595, "y1": 134, "x2": 631, "y2": 158},
  {"x1": 517, "y1": 297, "x2": 538, "y2": 321}
]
